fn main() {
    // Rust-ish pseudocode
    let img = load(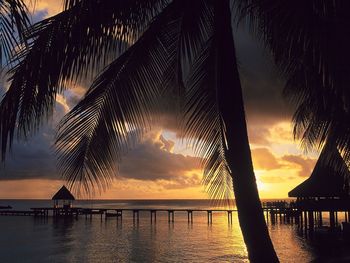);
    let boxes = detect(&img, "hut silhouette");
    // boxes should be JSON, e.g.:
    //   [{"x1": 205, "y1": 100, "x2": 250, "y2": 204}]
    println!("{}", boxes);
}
[
  {"x1": 289, "y1": 143, "x2": 350, "y2": 198},
  {"x1": 52, "y1": 186, "x2": 75, "y2": 209},
  {"x1": 288, "y1": 143, "x2": 350, "y2": 229}
]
